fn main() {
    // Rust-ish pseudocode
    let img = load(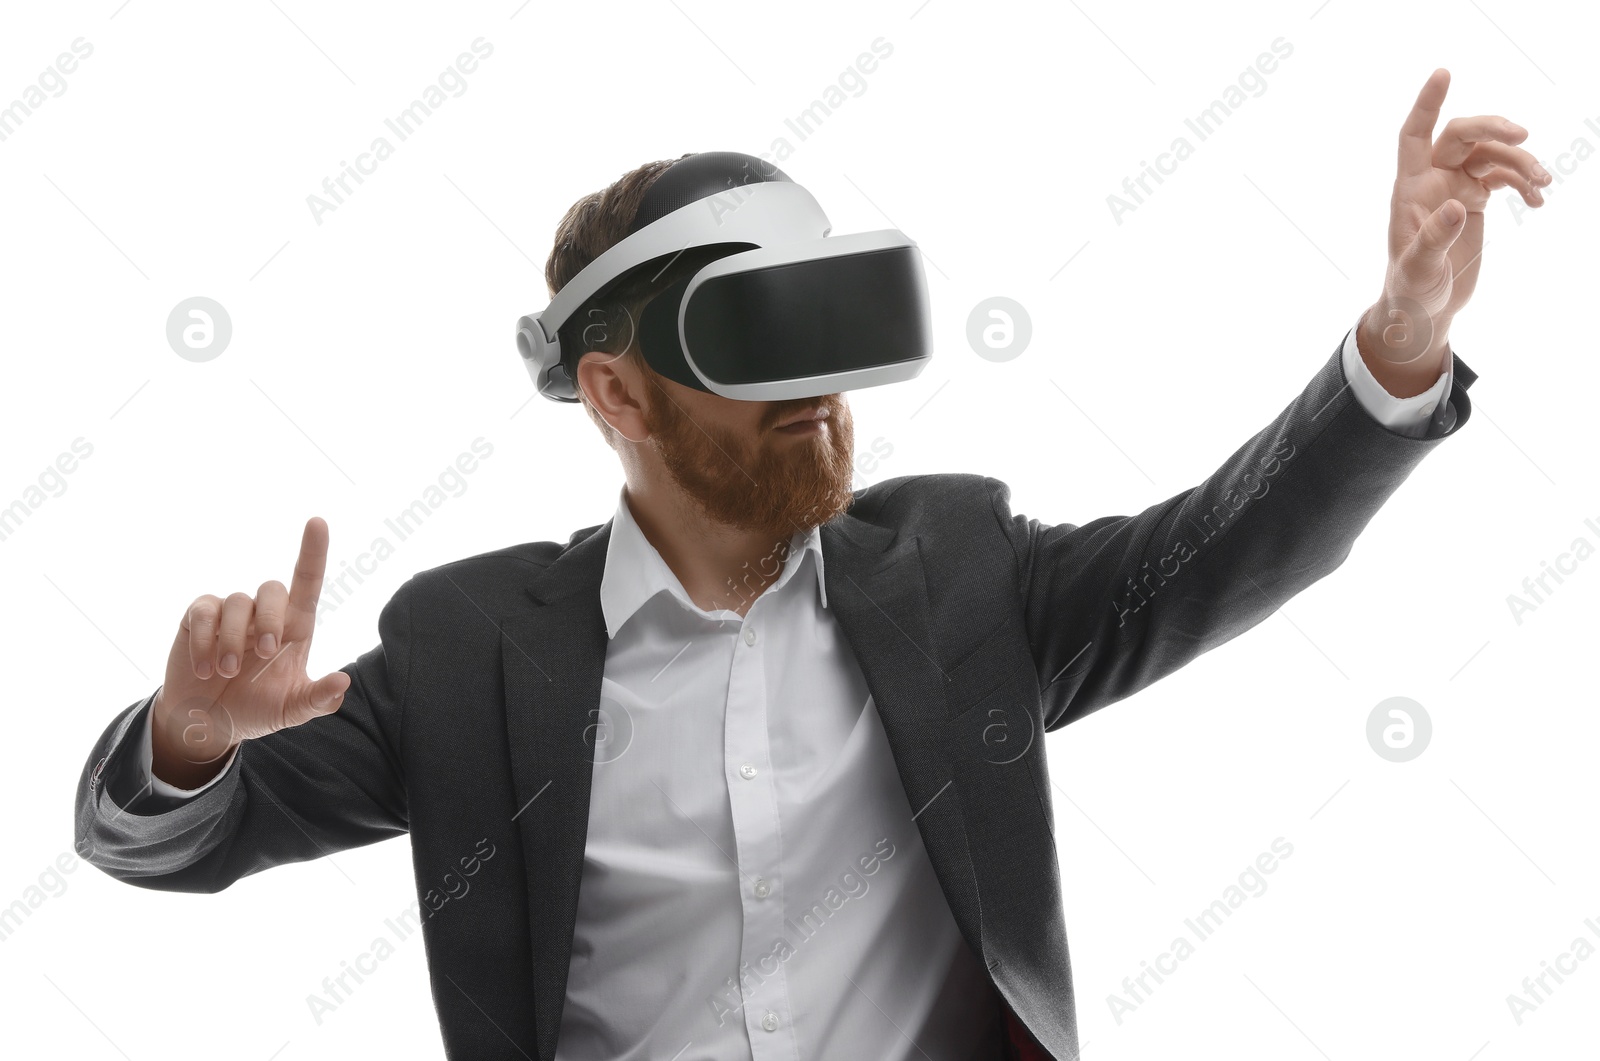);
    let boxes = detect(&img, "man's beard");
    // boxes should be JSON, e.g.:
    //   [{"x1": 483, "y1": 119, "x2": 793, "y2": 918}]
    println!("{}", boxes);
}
[{"x1": 640, "y1": 378, "x2": 858, "y2": 544}]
